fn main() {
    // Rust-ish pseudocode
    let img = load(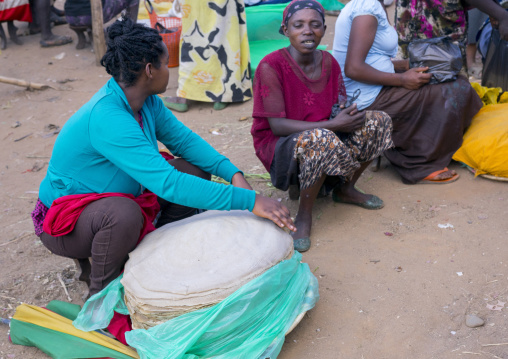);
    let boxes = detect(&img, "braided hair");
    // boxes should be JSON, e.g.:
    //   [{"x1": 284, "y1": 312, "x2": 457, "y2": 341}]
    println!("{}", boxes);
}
[{"x1": 101, "y1": 17, "x2": 165, "y2": 87}]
